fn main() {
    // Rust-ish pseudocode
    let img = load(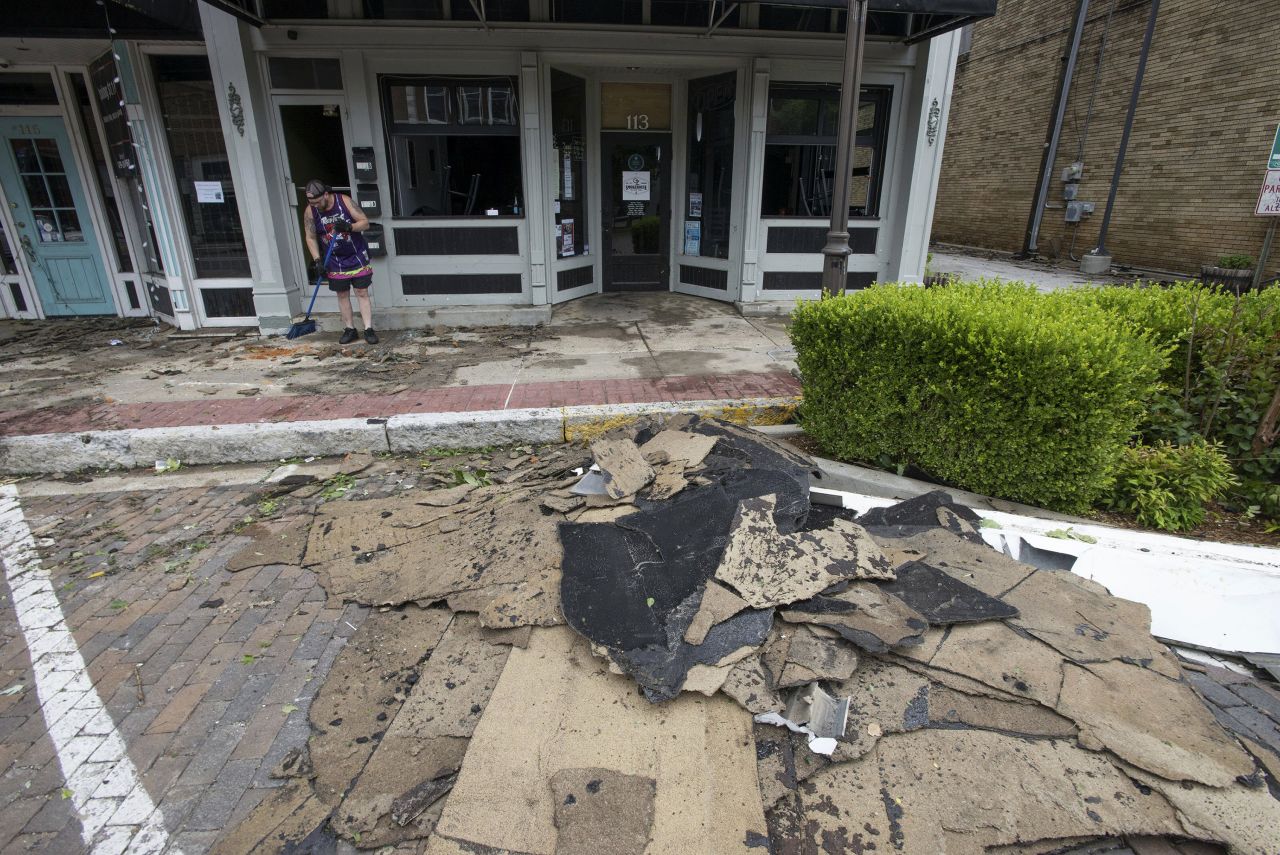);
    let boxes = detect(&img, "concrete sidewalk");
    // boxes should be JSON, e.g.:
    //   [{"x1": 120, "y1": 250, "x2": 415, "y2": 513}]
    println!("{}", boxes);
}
[
  {"x1": 931, "y1": 245, "x2": 1139, "y2": 292},
  {"x1": 0, "y1": 293, "x2": 802, "y2": 473},
  {"x1": 1, "y1": 292, "x2": 796, "y2": 416}
]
